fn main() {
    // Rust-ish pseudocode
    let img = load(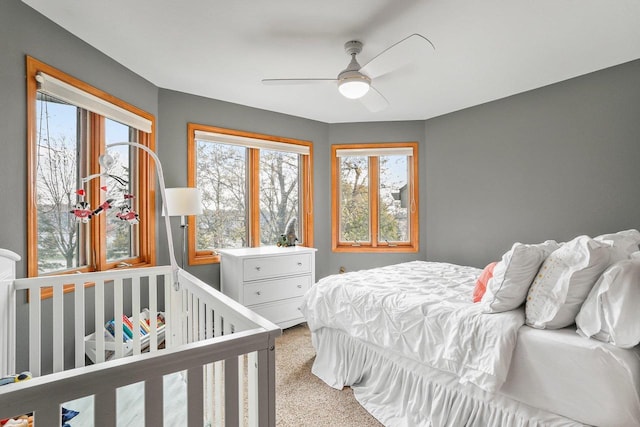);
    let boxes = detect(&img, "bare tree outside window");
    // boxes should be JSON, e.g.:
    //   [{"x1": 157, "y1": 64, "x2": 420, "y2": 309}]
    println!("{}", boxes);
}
[
  {"x1": 196, "y1": 141, "x2": 247, "y2": 250},
  {"x1": 379, "y1": 155, "x2": 409, "y2": 242},
  {"x1": 339, "y1": 156, "x2": 370, "y2": 242},
  {"x1": 36, "y1": 95, "x2": 84, "y2": 274},
  {"x1": 259, "y1": 150, "x2": 300, "y2": 245}
]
